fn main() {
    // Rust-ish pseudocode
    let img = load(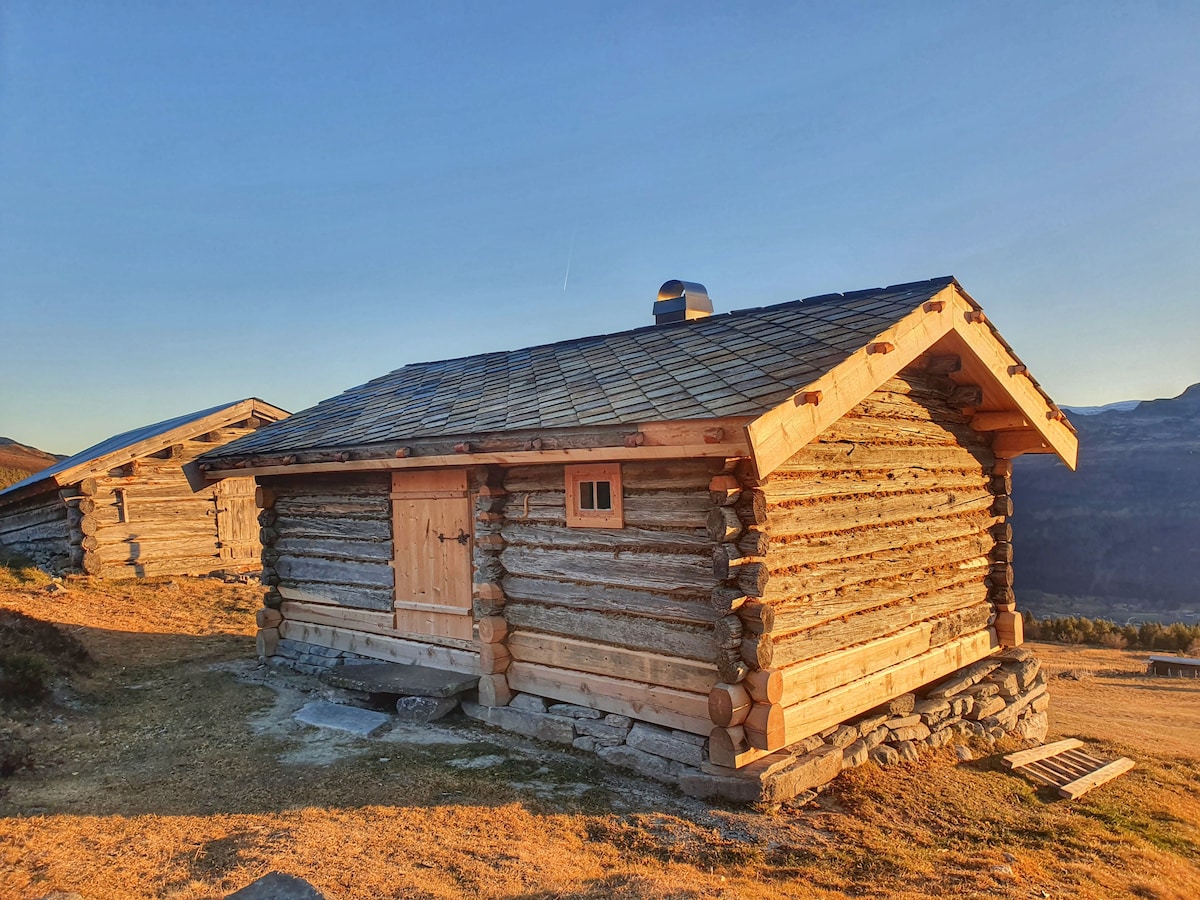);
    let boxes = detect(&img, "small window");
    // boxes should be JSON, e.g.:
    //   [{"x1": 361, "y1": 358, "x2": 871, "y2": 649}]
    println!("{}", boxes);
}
[{"x1": 565, "y1": 464, "x2": 623, "y2": 528}]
